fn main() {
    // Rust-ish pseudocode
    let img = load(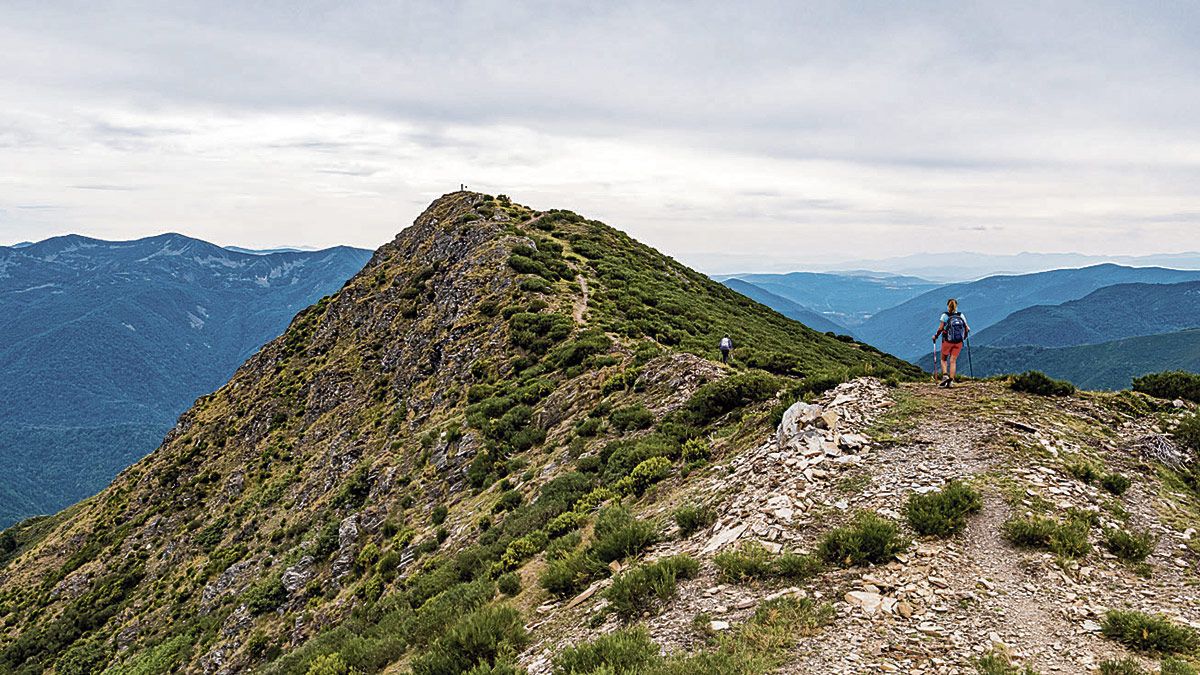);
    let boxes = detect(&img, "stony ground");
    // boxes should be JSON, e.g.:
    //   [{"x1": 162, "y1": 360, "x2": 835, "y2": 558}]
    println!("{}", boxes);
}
[{"x1": 518, "y1": 379, "x2": 1200, "y2": 674}]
